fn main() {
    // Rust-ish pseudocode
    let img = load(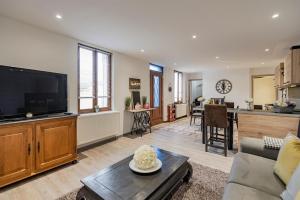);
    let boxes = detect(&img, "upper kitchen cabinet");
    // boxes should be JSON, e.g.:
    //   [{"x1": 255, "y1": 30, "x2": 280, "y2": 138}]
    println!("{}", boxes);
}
[
  {"x1": 284, "y1": 46, "x2": 300, "y2": 85},
  {"x1": 275, "y1": 63, "x2": 284, "y2": 88}
]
